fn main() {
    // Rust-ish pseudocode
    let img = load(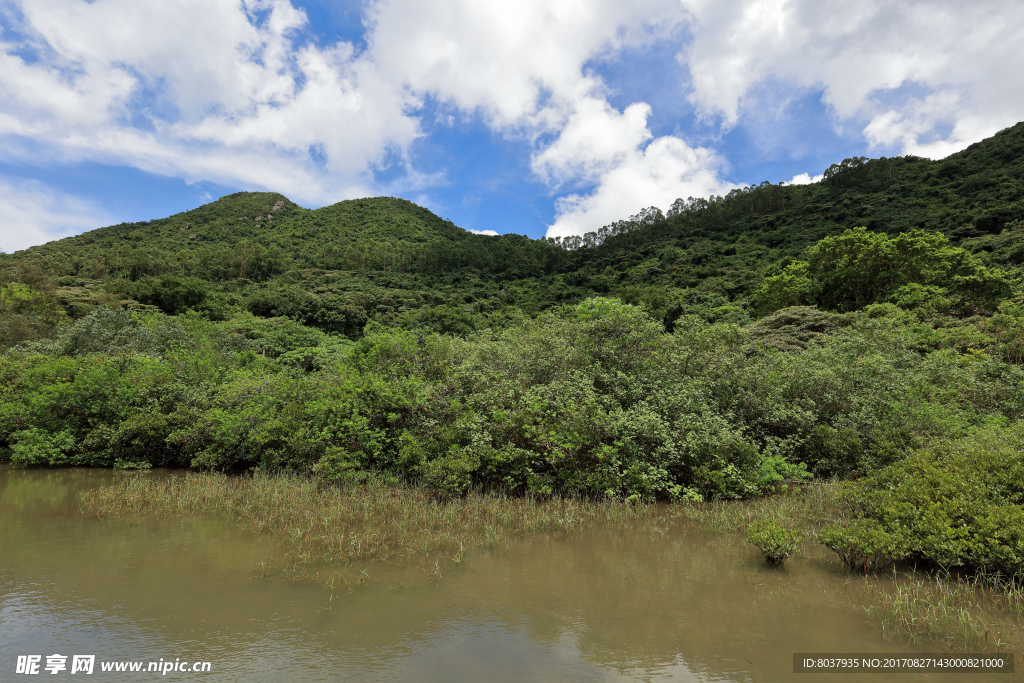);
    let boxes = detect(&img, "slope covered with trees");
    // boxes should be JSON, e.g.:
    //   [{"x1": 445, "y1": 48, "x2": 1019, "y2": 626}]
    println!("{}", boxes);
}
[{"x1": 5, "y1": 121, "x2": 1024, "y2": 343}]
